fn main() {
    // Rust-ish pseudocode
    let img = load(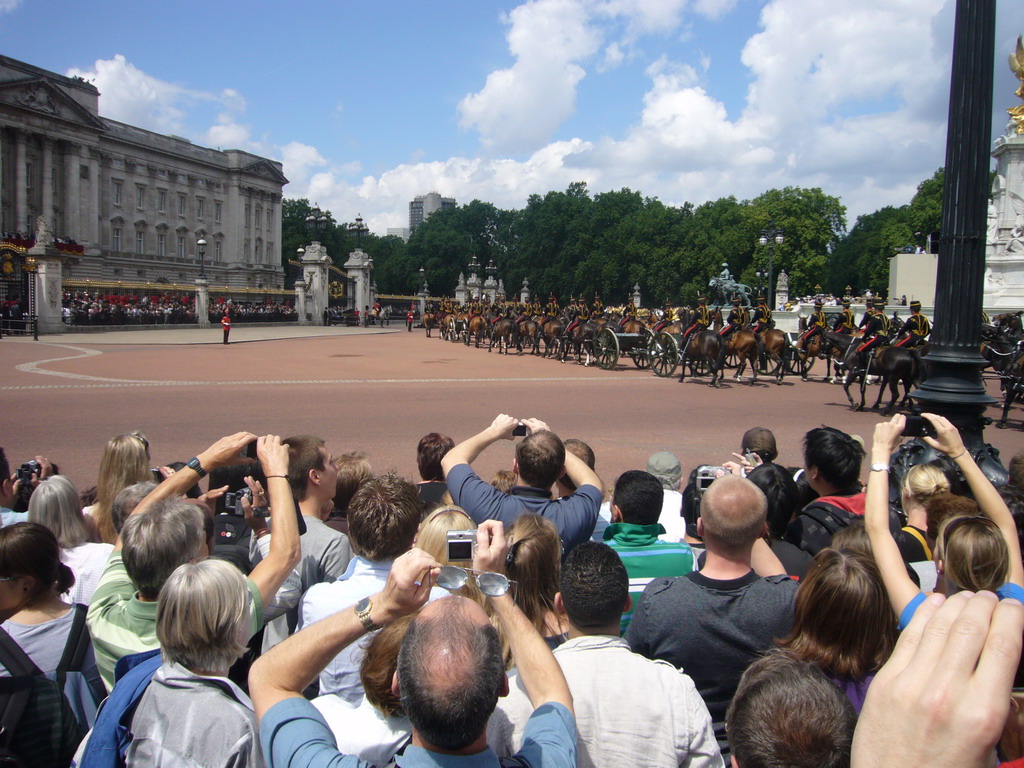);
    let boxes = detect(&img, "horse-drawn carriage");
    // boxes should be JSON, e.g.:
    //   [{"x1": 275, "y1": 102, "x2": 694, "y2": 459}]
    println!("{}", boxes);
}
[{"x1": 592, "y1": 325, "x2": 653, "y2": 370}]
